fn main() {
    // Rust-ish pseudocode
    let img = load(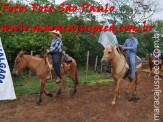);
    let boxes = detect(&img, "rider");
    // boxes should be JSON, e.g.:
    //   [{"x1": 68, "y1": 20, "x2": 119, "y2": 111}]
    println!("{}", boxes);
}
[
  {"x1": 153, "y1": 48, "x2": 163, "y2": 67},
  {"x1": 153, "y1": 48, "x2": 161, "y2": 58},
  {"x1": 116, "y1": 30, "x2": 138, "y2": 82},
  {"x1": 46, "y1": 30, "x2": 63, "y2": 83}
]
